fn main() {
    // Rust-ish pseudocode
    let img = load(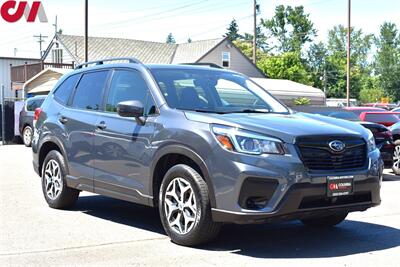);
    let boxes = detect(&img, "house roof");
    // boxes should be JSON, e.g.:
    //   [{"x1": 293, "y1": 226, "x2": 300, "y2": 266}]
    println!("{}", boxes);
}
[
  {"x1": 52, "y1": 34, "x2": 225, "y2": 65},
  {"x1": 24, "y1": 68, "x2": 72, "y2": 92}
]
